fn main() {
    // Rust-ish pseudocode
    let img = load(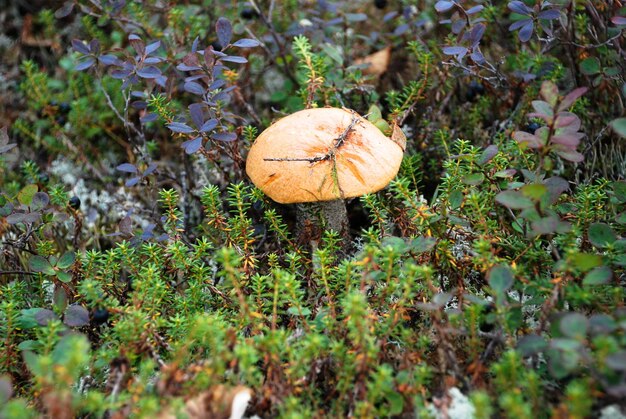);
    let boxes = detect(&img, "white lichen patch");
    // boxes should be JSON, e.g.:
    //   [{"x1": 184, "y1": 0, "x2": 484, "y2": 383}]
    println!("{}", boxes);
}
[{"x1": 428, "y1": 387, "x2": 476, "y2": 419}]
